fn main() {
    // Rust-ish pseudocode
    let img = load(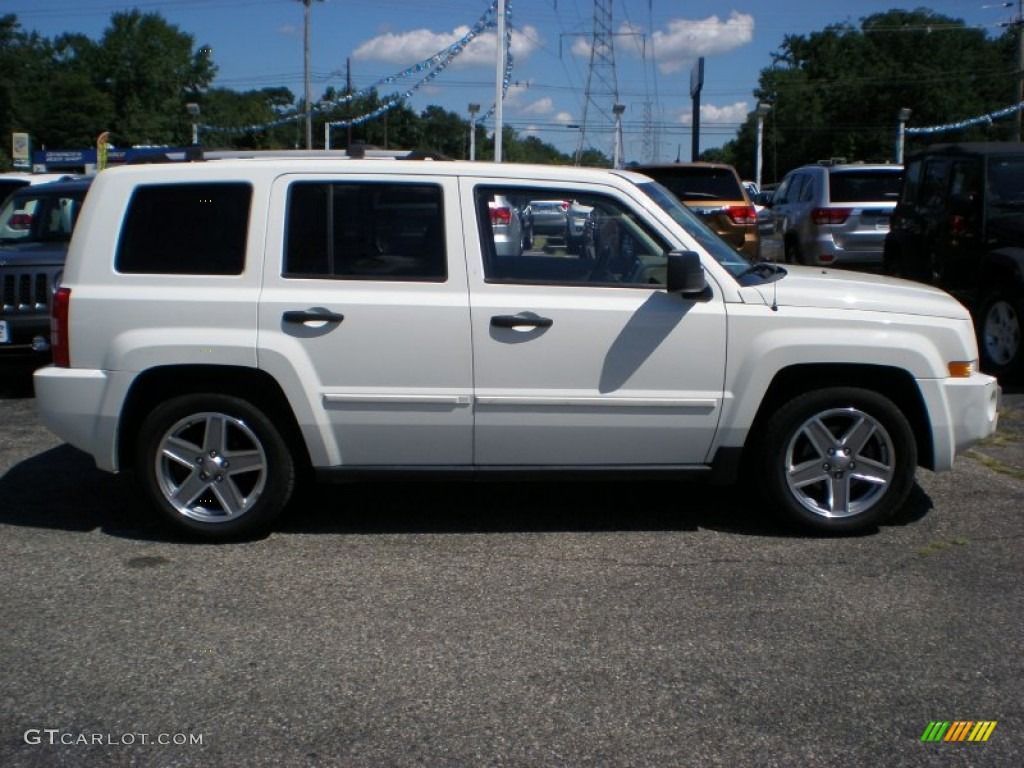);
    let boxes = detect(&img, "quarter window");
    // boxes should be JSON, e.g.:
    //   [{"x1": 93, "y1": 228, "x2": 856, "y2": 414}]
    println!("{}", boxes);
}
[
  {"x1": 116, "y1": 183, "x2": 251, "y2": 275},
  {"x1": 284, "y1": 182, "x2": 445, "y2": 281}
]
